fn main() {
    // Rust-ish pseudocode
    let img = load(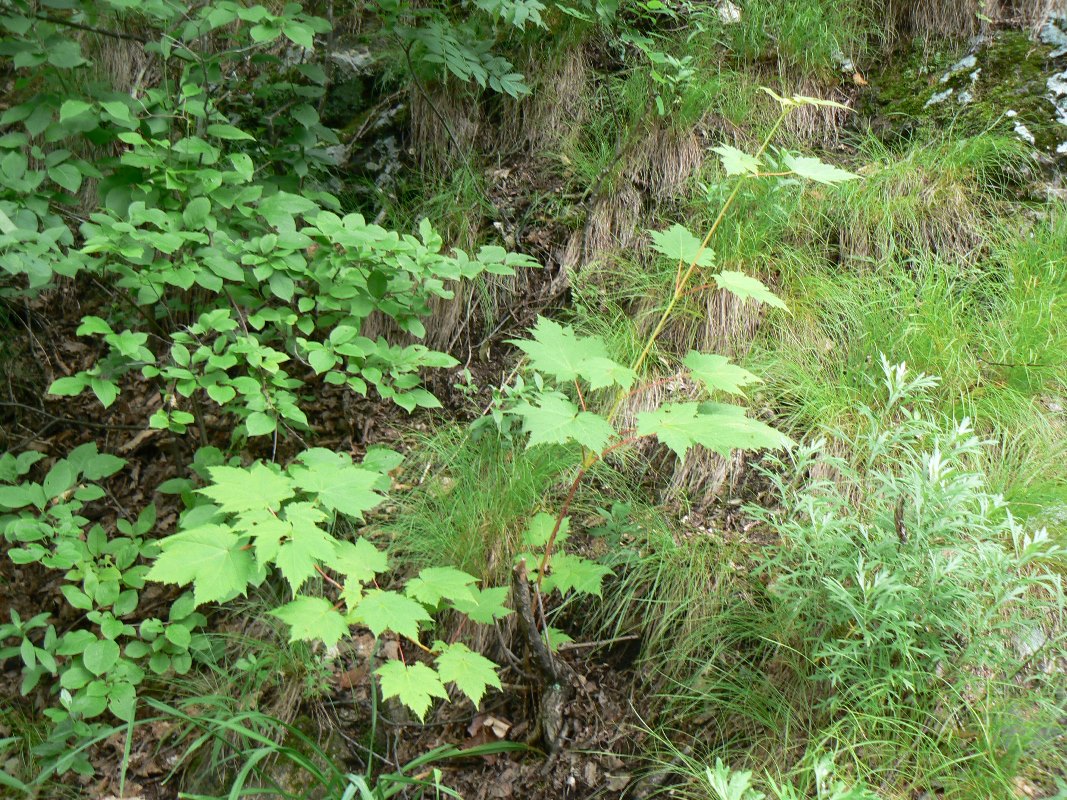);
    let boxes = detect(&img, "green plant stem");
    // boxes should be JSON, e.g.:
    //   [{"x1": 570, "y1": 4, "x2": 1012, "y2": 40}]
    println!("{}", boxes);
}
[
  {"x1": 534, "y1": 112, "x2": 791, "y2": 592},
  {"x1": 604, "y1": 108, "x2": 789, "y2": 433}
]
